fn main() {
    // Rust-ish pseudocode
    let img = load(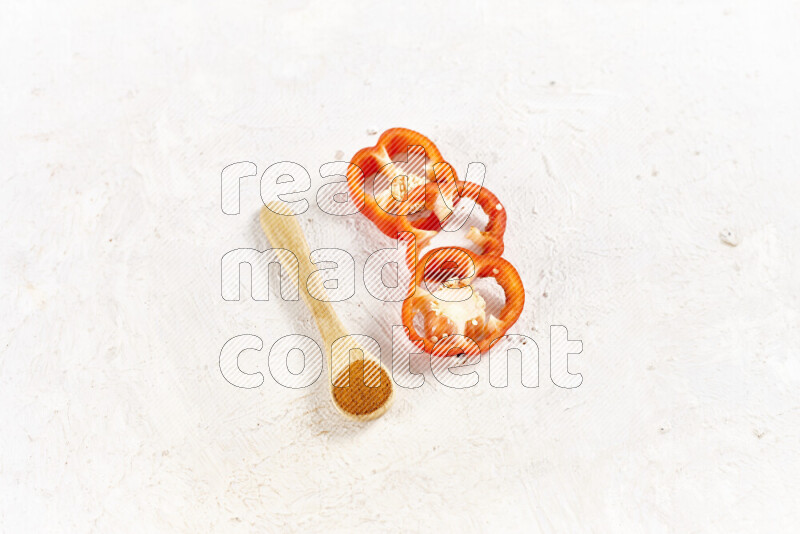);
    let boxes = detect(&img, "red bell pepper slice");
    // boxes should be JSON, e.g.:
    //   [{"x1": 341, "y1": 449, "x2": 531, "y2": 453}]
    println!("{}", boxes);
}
[
  {"x1": 405, "y1": 180, "x2": 507, "y2": 257},
  {"x1": 401, "y1": 247, "x2": 525, "y2": 357},
  {"x1": 347, "y1": 128, "x2": 447, "y2": 239}
]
